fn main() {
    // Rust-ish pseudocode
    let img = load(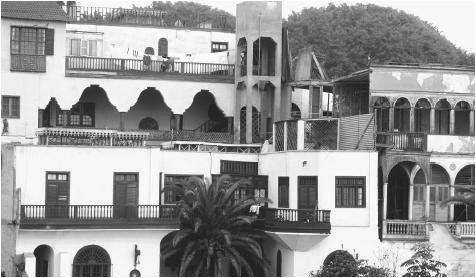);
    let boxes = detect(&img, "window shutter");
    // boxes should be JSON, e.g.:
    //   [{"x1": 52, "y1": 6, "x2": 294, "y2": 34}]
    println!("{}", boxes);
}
[{"x1": 45, "y1": 29, "x2": 55, "y2": 55}]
